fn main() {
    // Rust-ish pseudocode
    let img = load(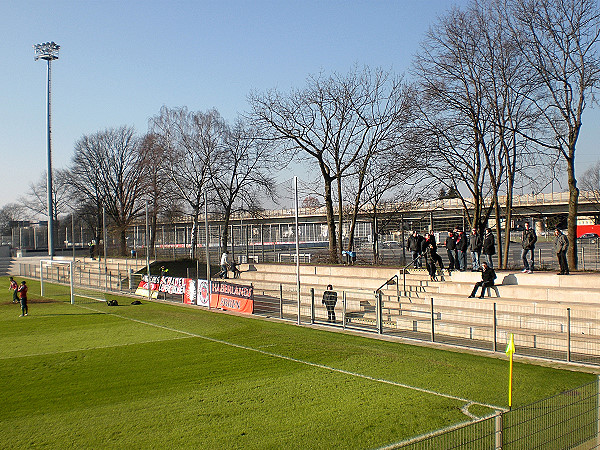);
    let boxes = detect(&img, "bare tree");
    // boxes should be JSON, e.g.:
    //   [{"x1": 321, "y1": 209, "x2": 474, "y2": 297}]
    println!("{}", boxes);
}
[
  {"x1": 507, "y1": 0, "x2": 600, "y2": 268},
  {"x1": 0, "y1": 203, "x2": 25, "y2": 236},
  {"x1": 250, "y1": 66, "x2": 410, "y2": 263},
  {"x1": 210, "y1": 118, "x2": 276, "y2": 250},
  {"x1": 70, "y1": 127, "x2": 146, "y2": 256},
  {"x1": 580, "y1": 160, "x2": 600, "y2": 210},
  {"x1": 150, "y1": 106, "x2": 220, "y2": 259}
]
